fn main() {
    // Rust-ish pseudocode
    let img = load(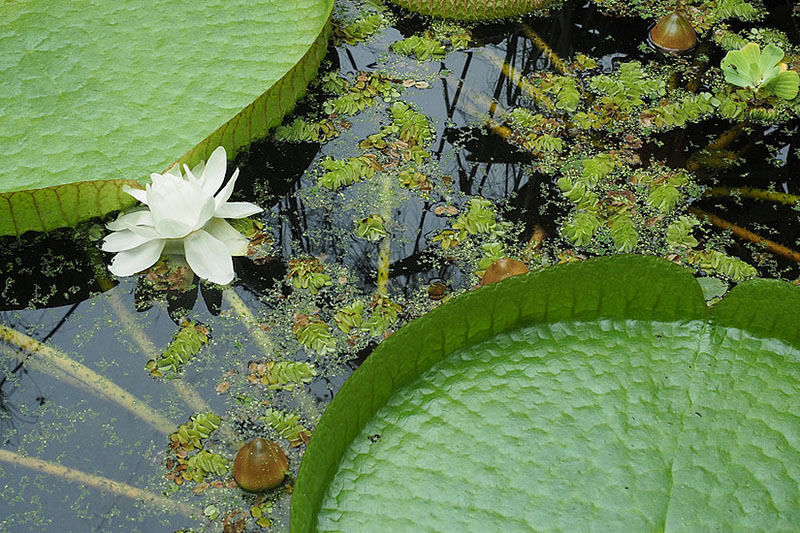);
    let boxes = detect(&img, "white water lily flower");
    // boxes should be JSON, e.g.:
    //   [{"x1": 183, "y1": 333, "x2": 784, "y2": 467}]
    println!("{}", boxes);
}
[{"x1": 102, "y1": 146, "x2": 262, "y2": 285}]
